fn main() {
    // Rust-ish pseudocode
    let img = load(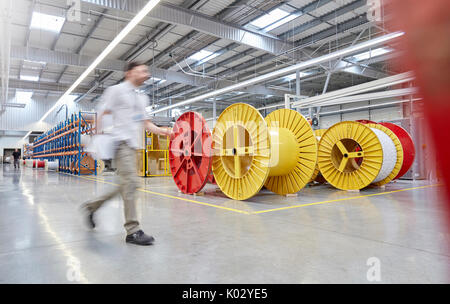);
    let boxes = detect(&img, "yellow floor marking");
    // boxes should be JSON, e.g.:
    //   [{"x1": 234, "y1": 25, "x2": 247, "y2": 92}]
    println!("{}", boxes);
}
[
  {"x1": 67, "y1": 173, "x2": 249, "y2": 214},
  {"x1": 59, "y1": 172, "x2": 441, "y2": 215},
  {"x1": 251, "y1": 184, "x2": 442, "y2": 214}
]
